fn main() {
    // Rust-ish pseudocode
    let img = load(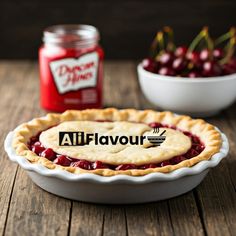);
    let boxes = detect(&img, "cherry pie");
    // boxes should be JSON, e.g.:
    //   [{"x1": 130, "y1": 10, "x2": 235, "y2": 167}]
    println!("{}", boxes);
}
[{"x1": 12, "y1": 108, "x2": 222, "y2": 176}]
